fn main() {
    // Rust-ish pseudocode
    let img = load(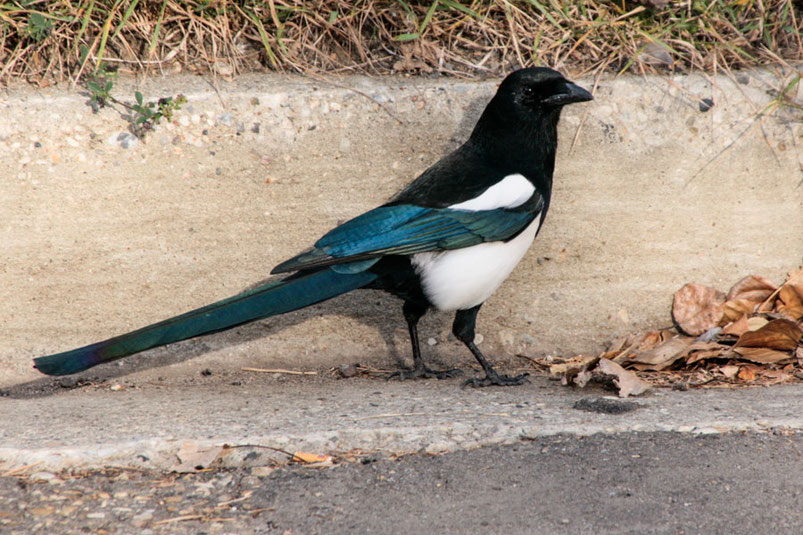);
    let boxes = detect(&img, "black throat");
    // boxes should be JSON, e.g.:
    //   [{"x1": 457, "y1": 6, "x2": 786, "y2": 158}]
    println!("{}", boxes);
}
[{"x1": 467, "y1": 95, "x2": 562, "y2": 195}]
